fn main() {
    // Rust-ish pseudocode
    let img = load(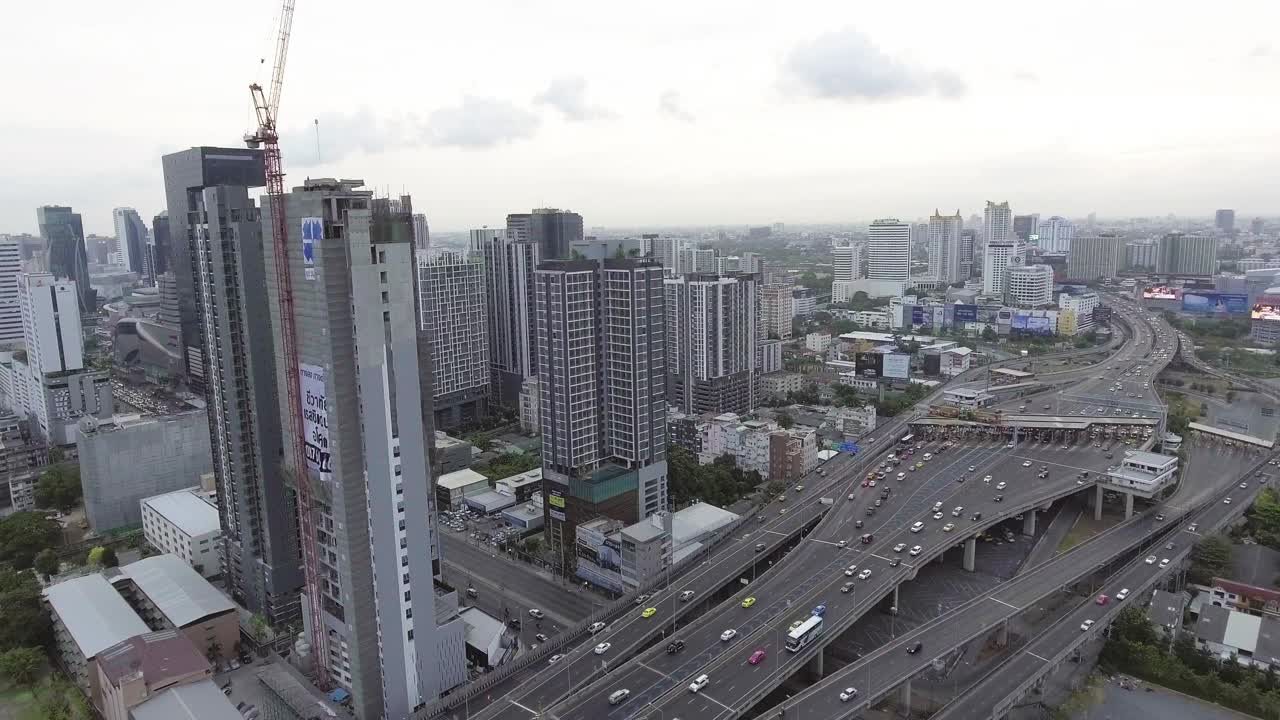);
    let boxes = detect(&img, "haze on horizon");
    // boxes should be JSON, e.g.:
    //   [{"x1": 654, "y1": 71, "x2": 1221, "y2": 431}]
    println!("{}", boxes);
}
[{"x1": 2, "y1": 0, "x2": 1277, "y2": 235}]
